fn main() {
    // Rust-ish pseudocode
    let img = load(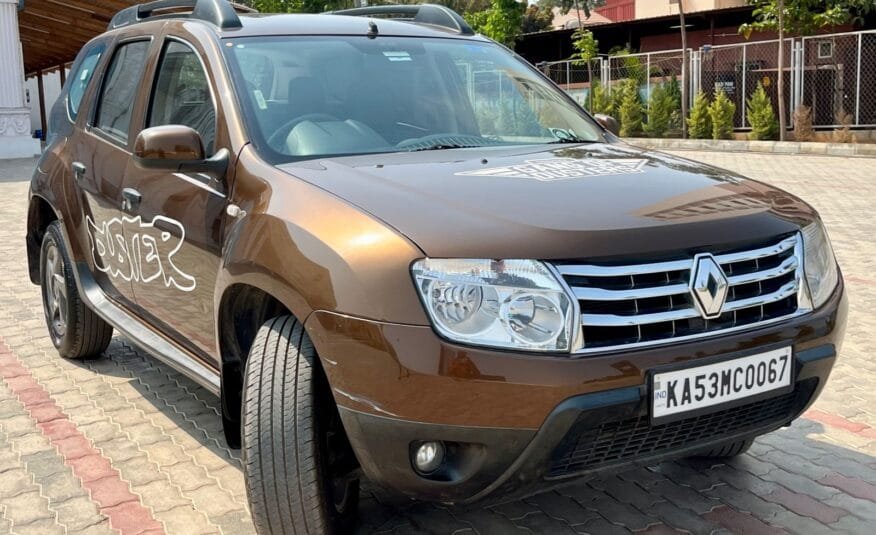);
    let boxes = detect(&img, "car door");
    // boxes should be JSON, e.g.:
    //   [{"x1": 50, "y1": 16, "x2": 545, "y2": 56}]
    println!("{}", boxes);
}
[
  {"x1": 71, "y1": 38, "x2": 154, "y2": 307},
  {"x1": 122, "y1": 36, "x2": 227, "y2": 360}
]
